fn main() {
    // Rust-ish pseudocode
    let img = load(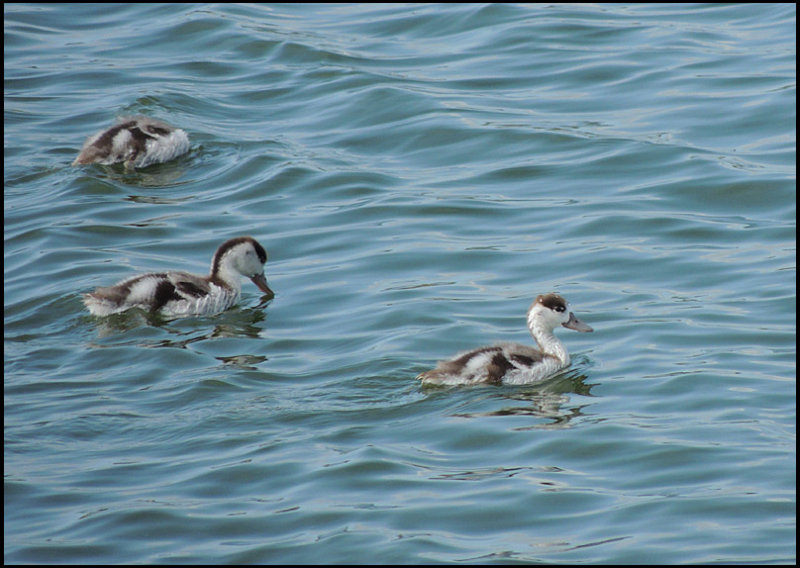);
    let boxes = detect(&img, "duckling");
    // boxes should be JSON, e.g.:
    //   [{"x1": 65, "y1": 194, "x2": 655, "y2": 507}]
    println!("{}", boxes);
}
[
  {"x1": 73, "y1": 116, "x2": 190, "y2": 169},
  {"x1": 418, "y1": 293, "x2": 593, "y2": 386},
  {"x1": 84, "y1": 236, "x2": 273, "y2": 317}
]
